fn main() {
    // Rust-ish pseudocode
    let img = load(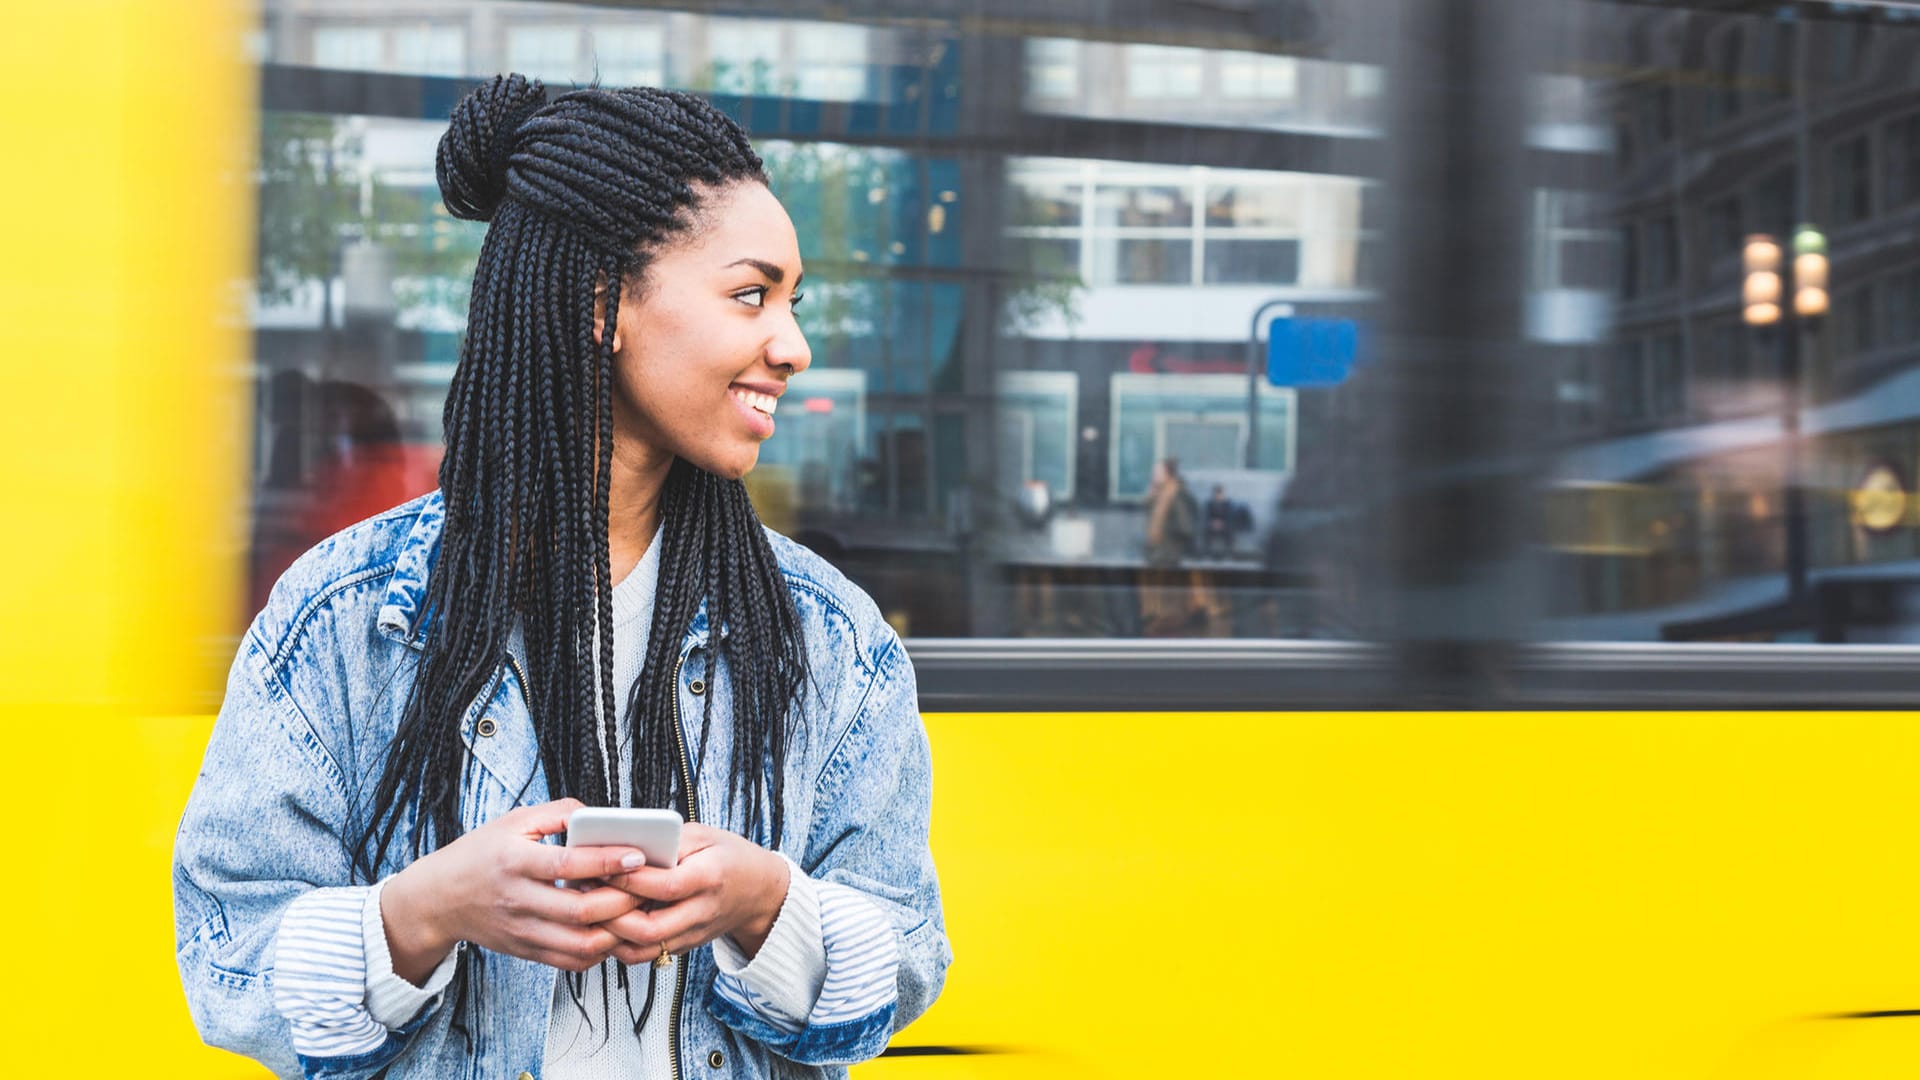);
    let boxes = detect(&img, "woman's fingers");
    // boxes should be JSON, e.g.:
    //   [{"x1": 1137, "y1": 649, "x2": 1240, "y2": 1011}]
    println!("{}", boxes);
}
[
  {"x1": 511, "y1": 881, "x2": 642, "y2": 926},
  {"x1": 606, "y1": 863, "x2": 697, "y2": 903},
  {"x1": 534, "y1": 842, "x2": 647, "y2": 885},
  {"x1": 508, "y1": 797, "x2": 587, "y2": 840},
  {"x1": 609, "y1": 941, "x2": 654, "y2": 966},
  {"x1": 513, "y1": 922, "x2": 622, "y2": 972},
  {"x1": 597, "y1": 896, "x2": 719, "y2": 950}
]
